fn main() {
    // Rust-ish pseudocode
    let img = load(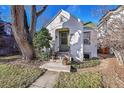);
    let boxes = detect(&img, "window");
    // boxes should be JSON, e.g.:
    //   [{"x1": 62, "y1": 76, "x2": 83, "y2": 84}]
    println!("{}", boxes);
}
[
  {"x1": 83, "y1": 32, "x2": 90, "y2": 45},
  {"x1": 0, "y1": 25, "x2": 5, "y2": 35},
  {"x1": 84, "y1": 39, "x2": 90, "y2": 44},
  {"x1": 60, "y1": 32, "x2": 68, "y2": 44},
  {"x1": 84, "y1": 53, "x2": 90, "y2": 59}
]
